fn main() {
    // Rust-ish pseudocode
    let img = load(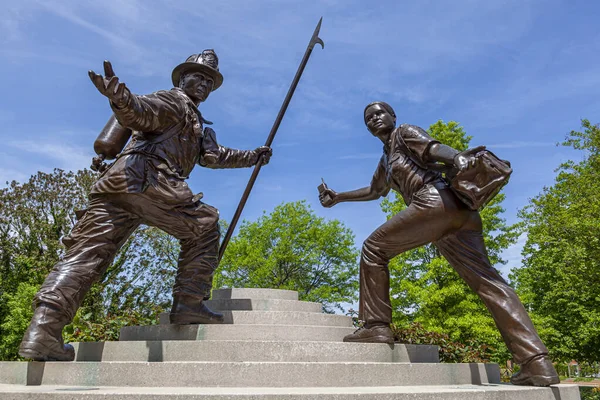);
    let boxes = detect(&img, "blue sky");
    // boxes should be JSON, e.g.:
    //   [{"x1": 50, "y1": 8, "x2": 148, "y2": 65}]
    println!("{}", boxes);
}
[{"x1": 1, "y1": 0, "x2": 598, "y2": 279}]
